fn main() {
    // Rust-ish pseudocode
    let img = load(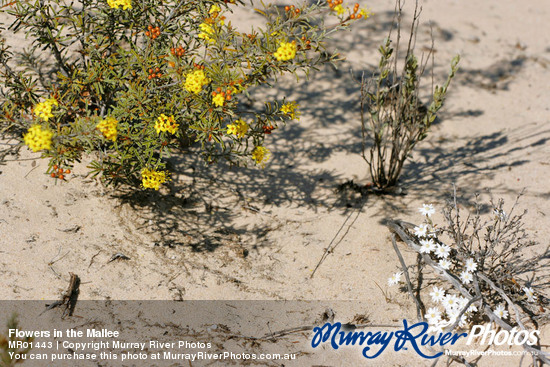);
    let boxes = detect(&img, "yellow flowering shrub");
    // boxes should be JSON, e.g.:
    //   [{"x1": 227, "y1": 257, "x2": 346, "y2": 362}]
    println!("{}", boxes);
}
[{"x1": 0, "y1": 0, "x2": 368, "y2": 189}]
